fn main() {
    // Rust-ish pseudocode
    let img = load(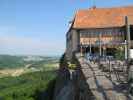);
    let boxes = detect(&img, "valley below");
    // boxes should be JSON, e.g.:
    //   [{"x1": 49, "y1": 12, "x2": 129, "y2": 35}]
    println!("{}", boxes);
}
[{"x1": 0, "y1": 55, "x2": 59, "y2": 100}]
